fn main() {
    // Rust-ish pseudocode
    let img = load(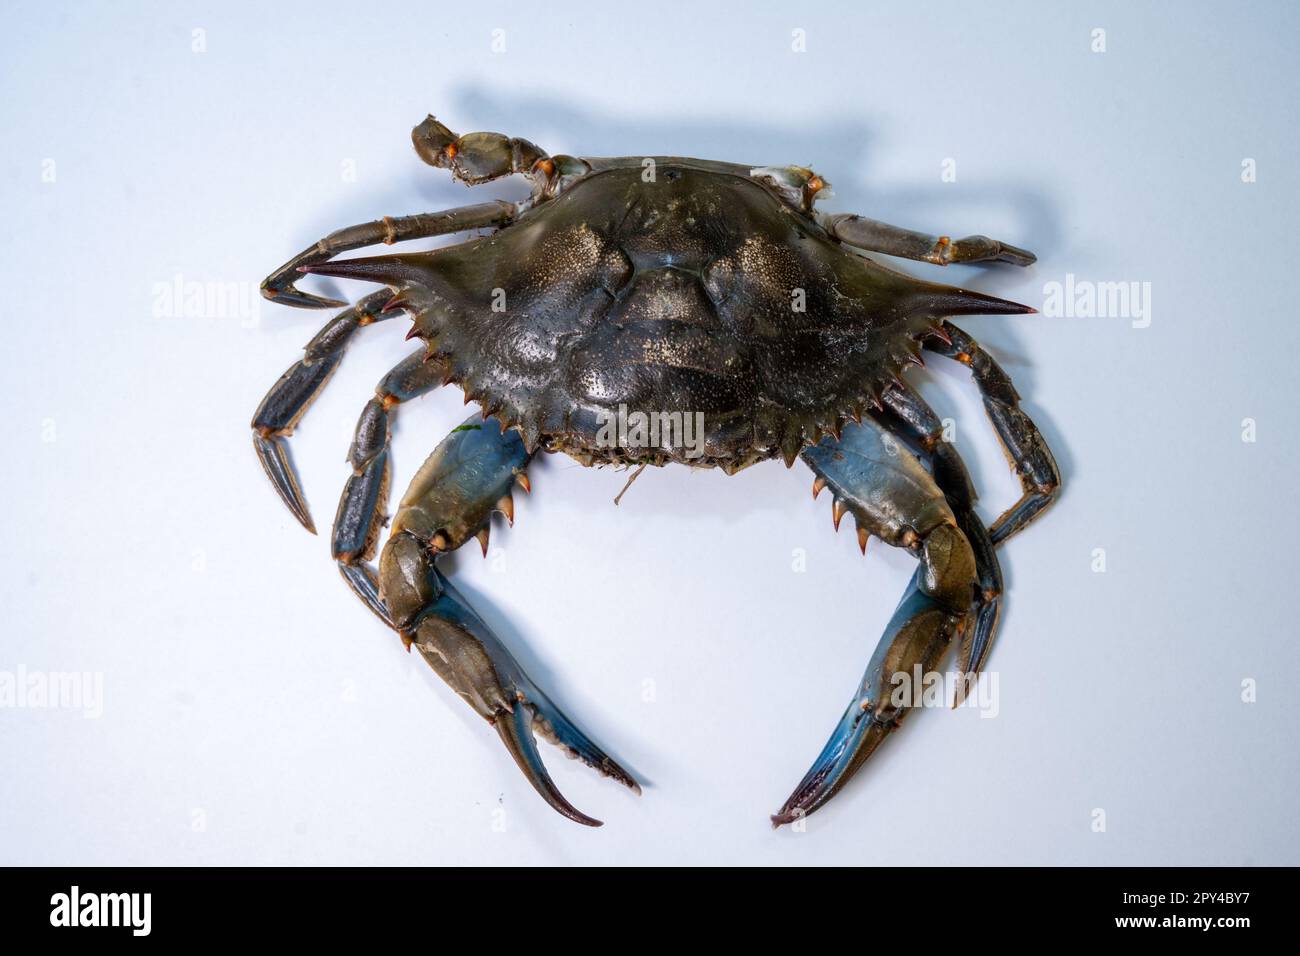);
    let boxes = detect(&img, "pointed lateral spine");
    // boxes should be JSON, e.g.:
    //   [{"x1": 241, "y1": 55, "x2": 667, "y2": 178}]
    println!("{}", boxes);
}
[
  {"x1": 518, "y1": 417, "x2": 543, "y2": 454},
  {"x1": 779, "y1": 430, "x2": 804, "y2": 468},
  {"x1": 831, "y1": 497, "x2": 846, "y2": 531}
]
